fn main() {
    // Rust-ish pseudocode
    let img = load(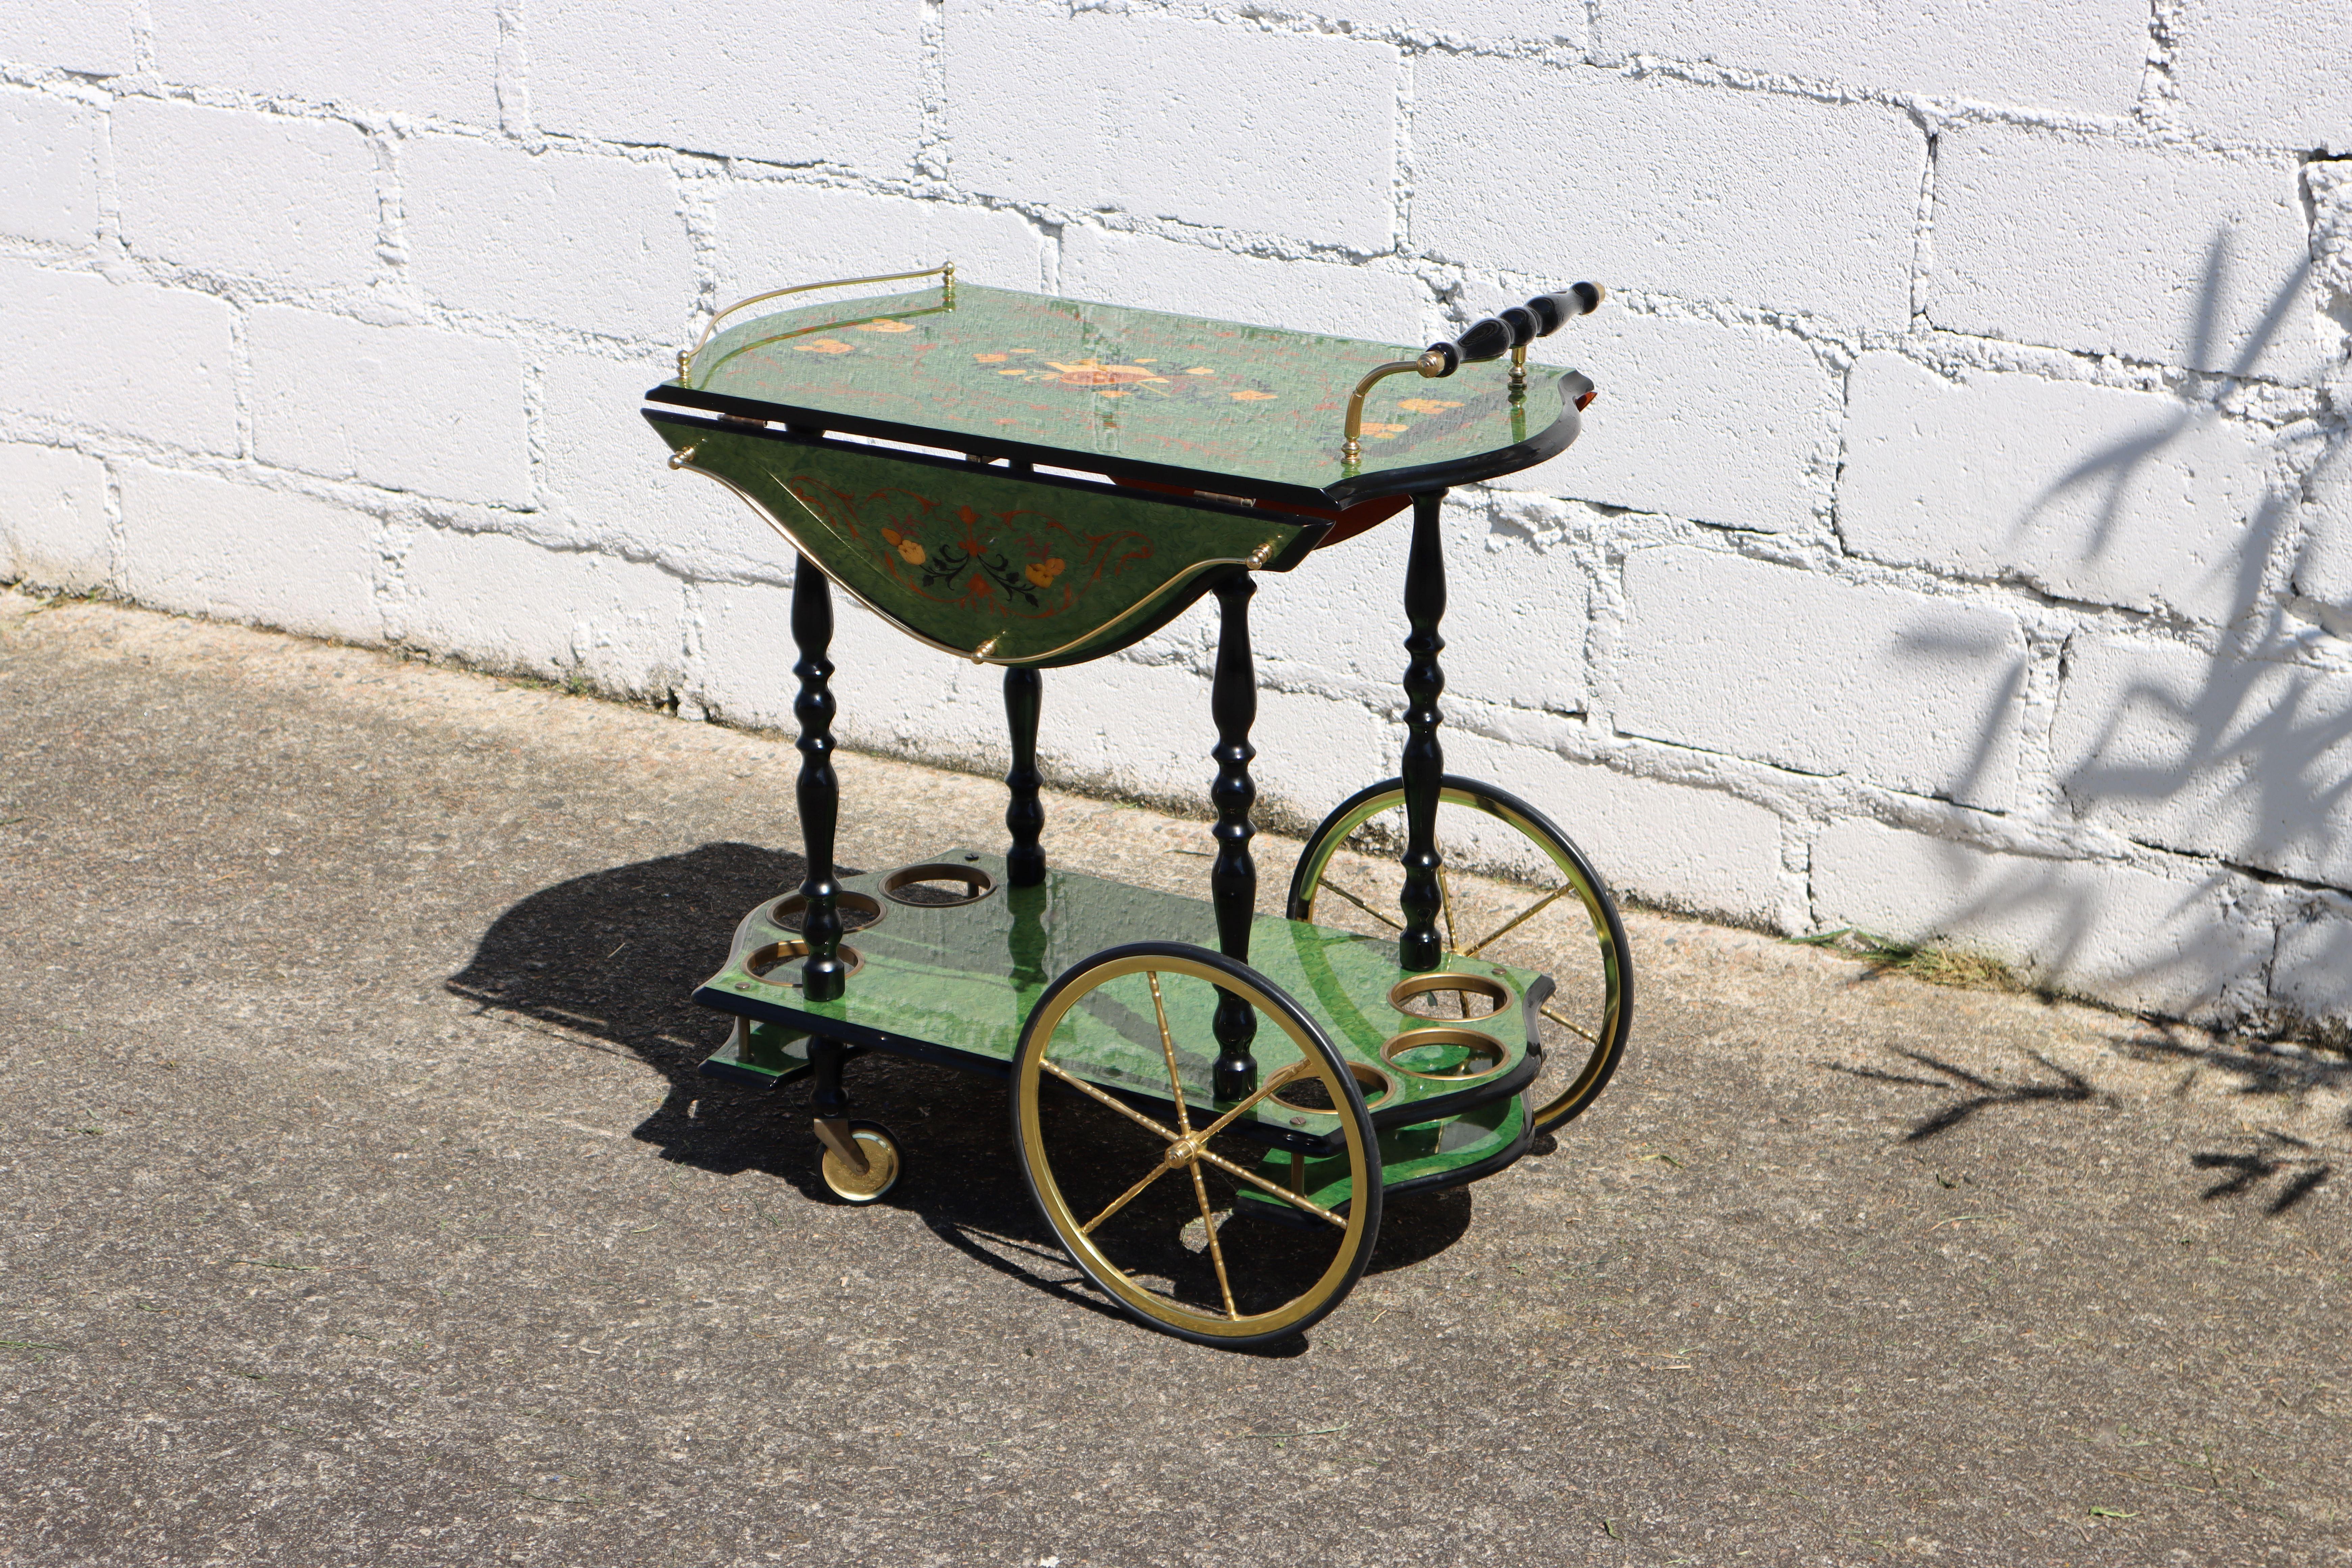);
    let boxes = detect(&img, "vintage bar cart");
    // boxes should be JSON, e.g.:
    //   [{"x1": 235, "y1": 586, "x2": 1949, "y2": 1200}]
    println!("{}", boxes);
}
[{"x1": 643, "y1": 264, "x2": 1633, "y2": 1347}]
